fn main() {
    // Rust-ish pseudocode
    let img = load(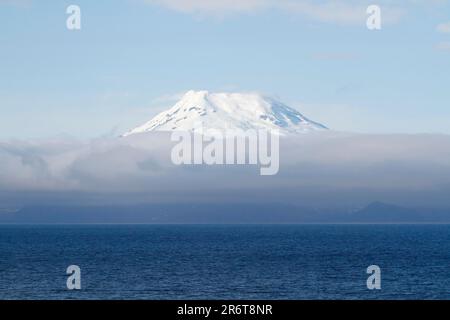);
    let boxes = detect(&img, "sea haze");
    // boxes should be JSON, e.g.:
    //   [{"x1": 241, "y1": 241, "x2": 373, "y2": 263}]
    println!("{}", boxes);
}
[{"x1": 2, "y1": 202, "x2": 450, "y2": 224}]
